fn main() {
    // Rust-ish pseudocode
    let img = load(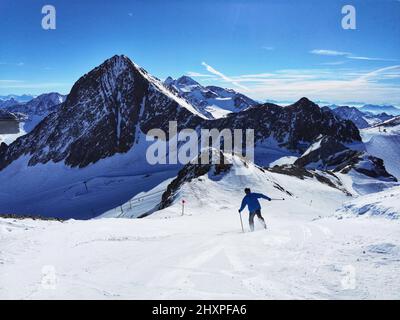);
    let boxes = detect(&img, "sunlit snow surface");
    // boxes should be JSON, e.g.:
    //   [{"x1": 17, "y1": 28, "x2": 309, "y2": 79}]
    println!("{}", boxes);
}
[
  {"x1": 1, "y1": 155, "x2": 399, "y2": 299},
  {"x1": 361, "y1": 123, "x2": 400, "y2": 180}
]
